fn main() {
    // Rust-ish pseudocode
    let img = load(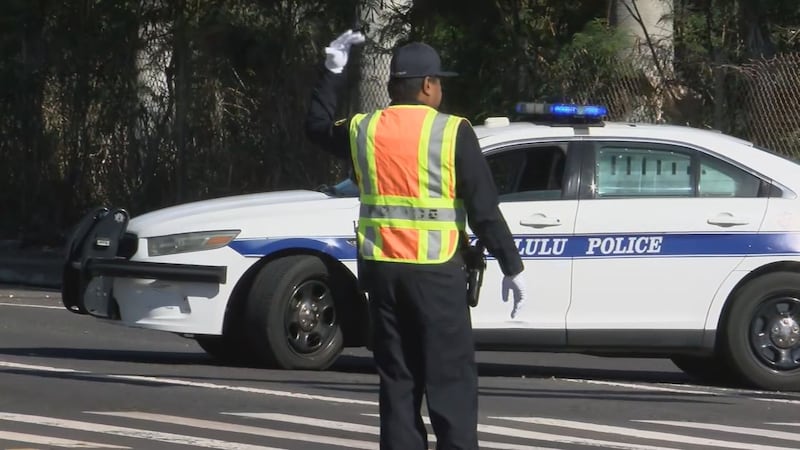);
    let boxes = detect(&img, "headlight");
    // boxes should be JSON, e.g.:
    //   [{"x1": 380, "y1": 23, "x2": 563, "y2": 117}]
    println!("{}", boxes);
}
[{"x1": 147, "y1": 230, "x2": 240, "y2": 256}]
